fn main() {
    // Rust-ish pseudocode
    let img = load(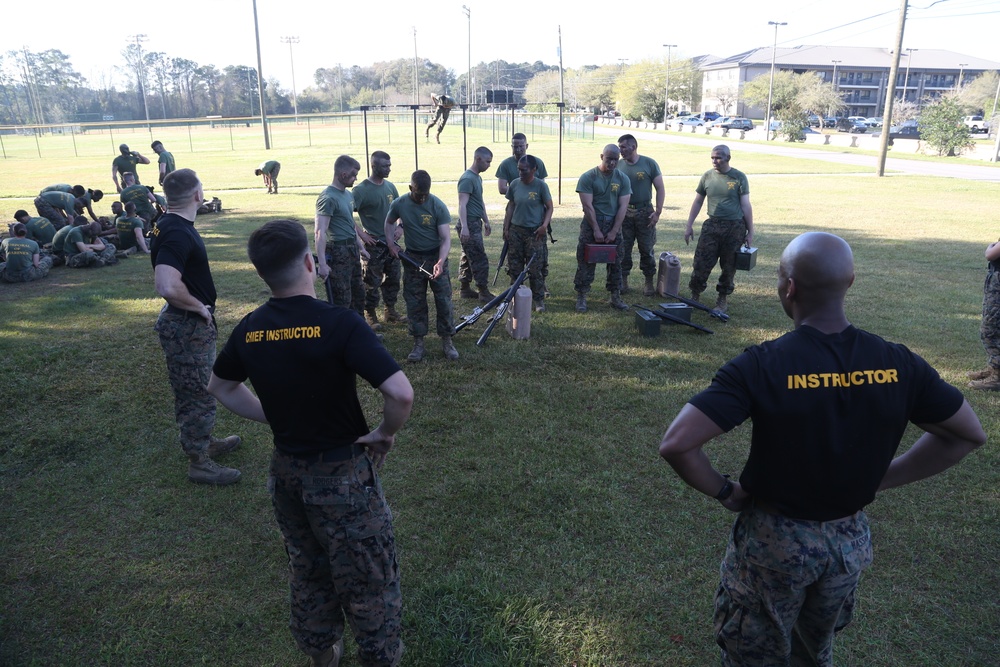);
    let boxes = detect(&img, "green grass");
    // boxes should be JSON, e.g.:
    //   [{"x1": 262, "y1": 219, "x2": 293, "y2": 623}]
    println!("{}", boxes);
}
[{"x1": 1, "y1": 131, "x2": 998, "y2": 666}]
